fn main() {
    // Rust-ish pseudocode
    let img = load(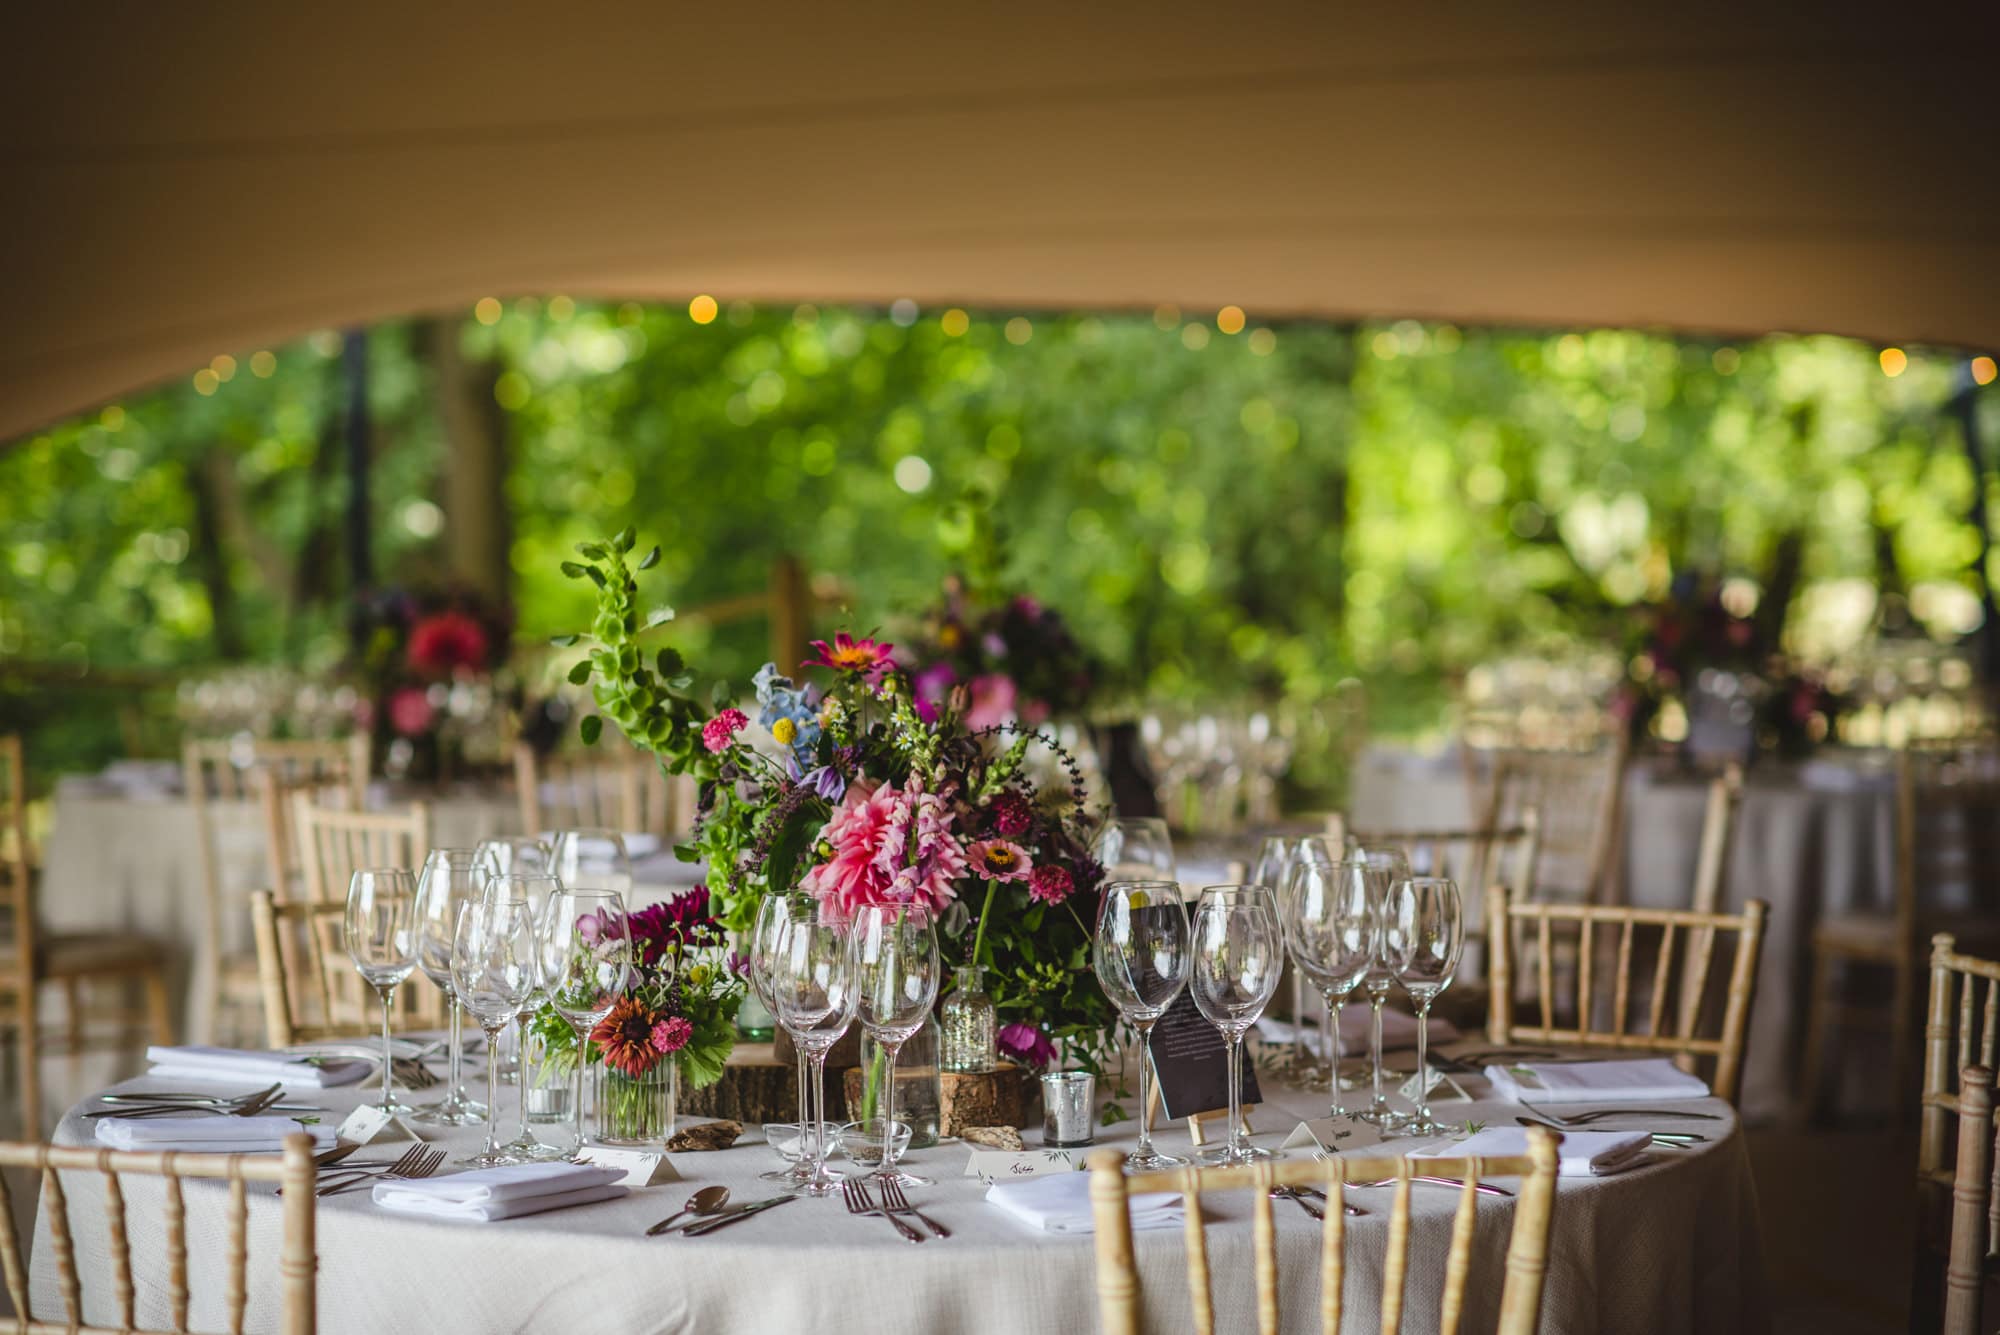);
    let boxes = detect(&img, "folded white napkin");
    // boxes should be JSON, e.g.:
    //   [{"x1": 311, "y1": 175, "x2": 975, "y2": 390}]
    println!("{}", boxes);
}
[
  {"x1": 371, "y1": 1162, "x2": 627, "y2": 1221},
  {"x1": 1483, "y1": 1057, "x2": 1709, "y2": 1104},
  {"x1": 94, "y1": 1116, "x2": 336, "y2": 1153},
  {"x1": 1416, "y1": 1126, "x2": 1650, "y2": 1177},
  {"x1": 986, "y1": 1170, "x2": 1183, "y2": 1235},
  {"x1": 146, "y1": 1045, "x2": 373, "y2": 1089}
]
